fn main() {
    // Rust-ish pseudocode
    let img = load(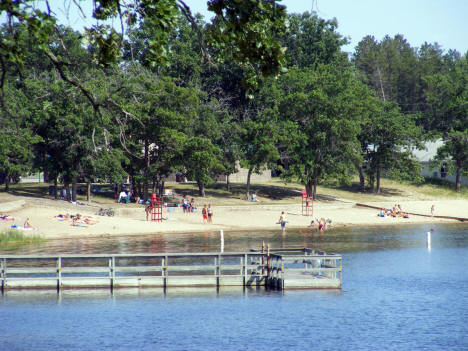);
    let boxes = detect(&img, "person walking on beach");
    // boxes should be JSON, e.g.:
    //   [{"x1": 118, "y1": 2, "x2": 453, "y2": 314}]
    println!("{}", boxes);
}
[
  {"x1": 431, "y1": 204, "x2": 435, "y2": 217},
  {"x1": 279, "y1": 211, "x2": 286, "y2": 231},
  {"x1": 207, "y1": 205, "x2": 213, "y2": 223}
]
